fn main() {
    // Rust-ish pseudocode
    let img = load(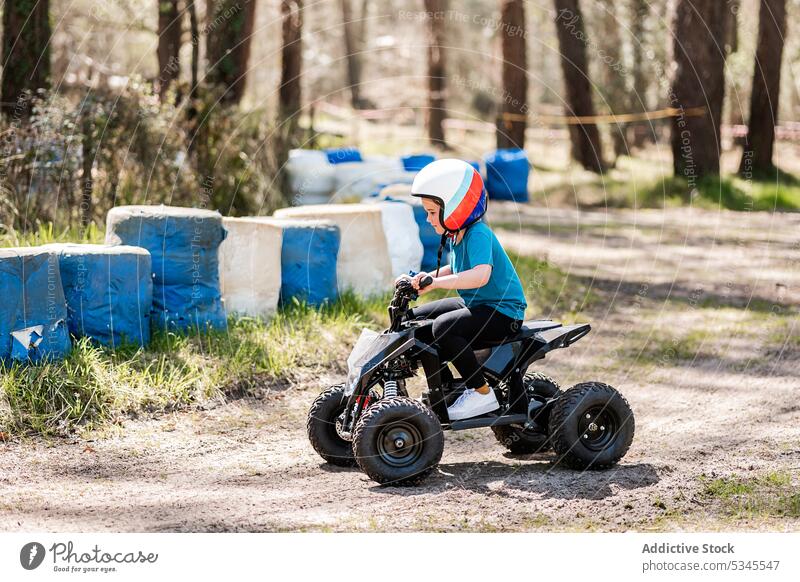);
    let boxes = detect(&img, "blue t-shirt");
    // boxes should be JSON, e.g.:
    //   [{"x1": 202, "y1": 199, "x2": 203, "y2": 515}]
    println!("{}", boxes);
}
[{"x1": 448, "y1": 221, "x2": 527, "y2": 320}]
